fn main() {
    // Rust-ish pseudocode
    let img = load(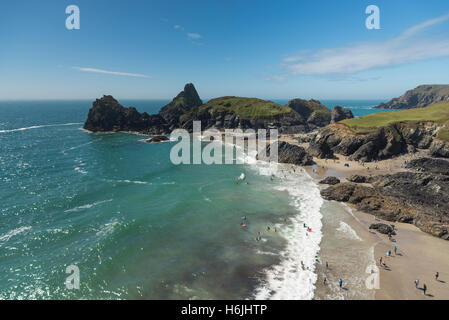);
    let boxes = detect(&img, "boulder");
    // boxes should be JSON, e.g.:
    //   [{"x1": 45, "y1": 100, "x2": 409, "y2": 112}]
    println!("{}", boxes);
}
[
  {"x1": 264, "y1": 141, "x2": 314, "y2": 166},
  {"x1": 319, "y1": 176, "x2": 340, "y2": 185},
  {"x1": 369, "y1": 223, "x2": 396, "y2": 235}
]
